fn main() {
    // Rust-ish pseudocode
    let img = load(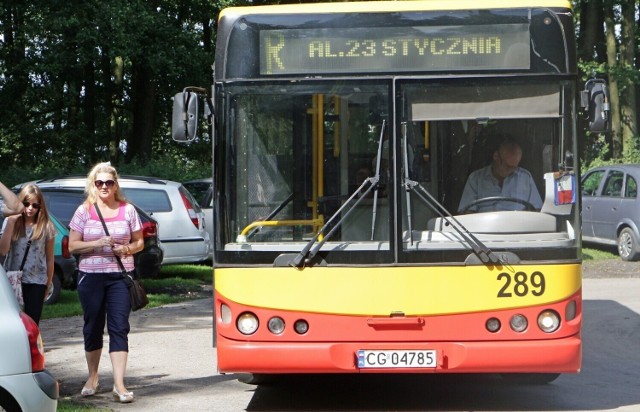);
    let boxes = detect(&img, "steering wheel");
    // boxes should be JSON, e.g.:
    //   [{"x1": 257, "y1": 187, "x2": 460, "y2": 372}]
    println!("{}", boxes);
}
[{"x1": 461, "y1": 196, "x2": 536, "y2": 213}]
